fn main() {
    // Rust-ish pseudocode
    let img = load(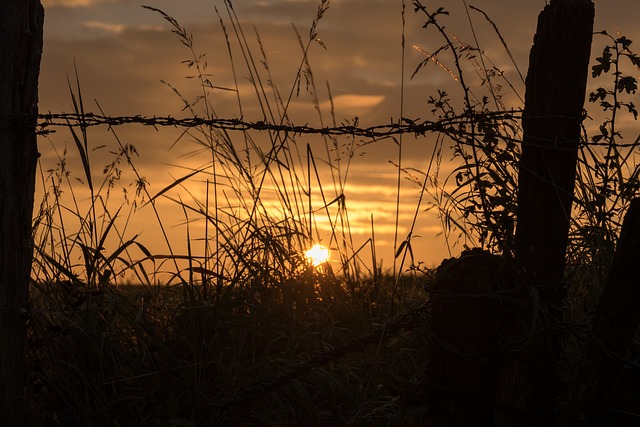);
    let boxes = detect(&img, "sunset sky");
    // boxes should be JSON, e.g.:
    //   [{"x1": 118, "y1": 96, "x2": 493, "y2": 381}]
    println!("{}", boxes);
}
[{"x1": 37, "y1": 0, "x2": 640, "y2": 275}]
